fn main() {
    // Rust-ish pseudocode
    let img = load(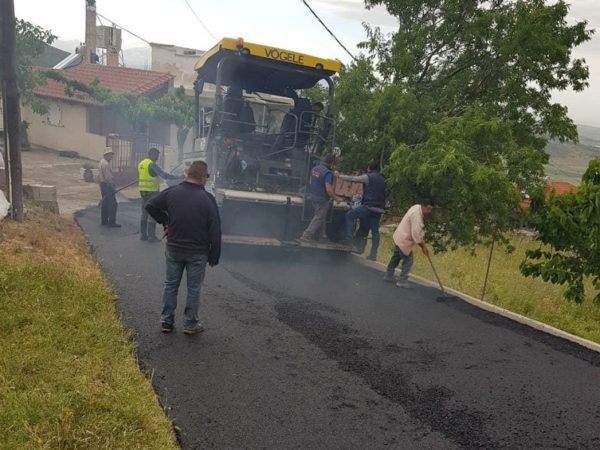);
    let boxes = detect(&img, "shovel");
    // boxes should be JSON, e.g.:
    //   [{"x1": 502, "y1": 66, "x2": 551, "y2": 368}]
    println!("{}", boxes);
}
[{"x1": 97, "y1": 180, "x2": 138, "y2": 207}]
